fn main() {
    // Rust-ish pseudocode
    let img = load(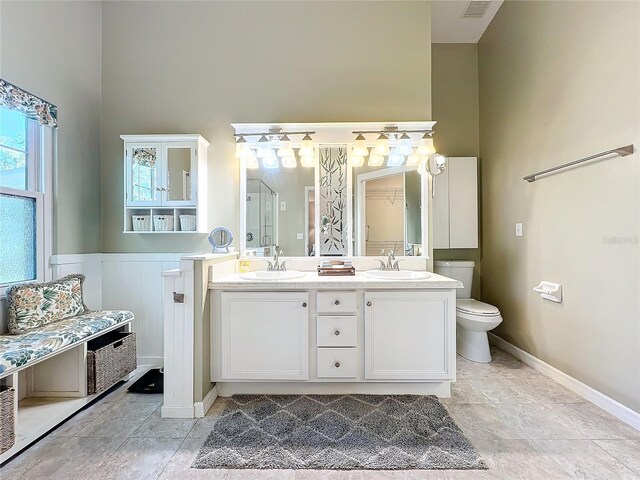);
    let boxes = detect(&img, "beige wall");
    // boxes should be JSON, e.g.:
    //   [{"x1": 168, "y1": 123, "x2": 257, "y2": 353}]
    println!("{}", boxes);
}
[
  {"x1": 101, "y1": 1, "x2": 432, "y2": 253},
  {"x1": 479, "y1": 1, "x2": 640, "y2": 411},
  {"x1": 0, "y1": 1, "x2": 102, "y2": 254},
  {"x1": 431, "y1": 43, "x2": 482, "y2": 295}
]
